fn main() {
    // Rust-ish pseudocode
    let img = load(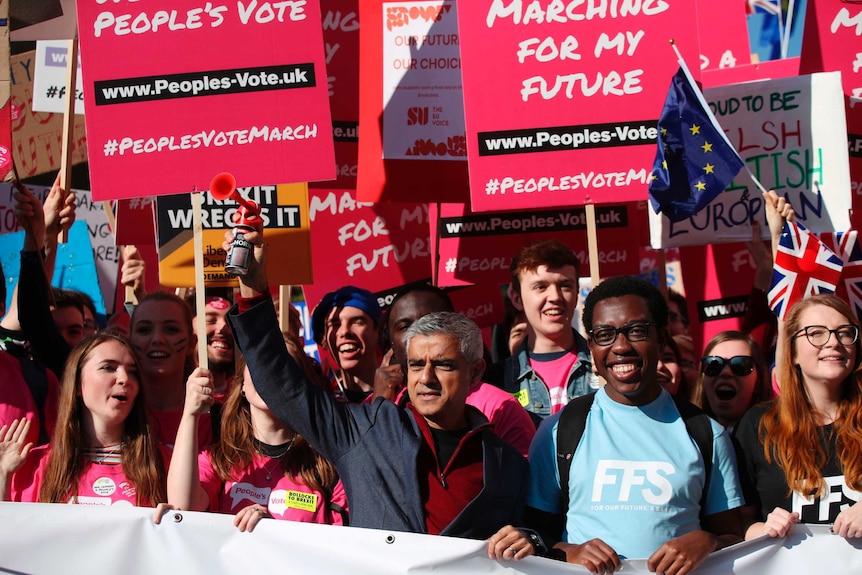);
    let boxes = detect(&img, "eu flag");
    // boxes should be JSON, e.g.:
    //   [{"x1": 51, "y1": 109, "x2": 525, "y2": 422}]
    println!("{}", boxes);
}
[{"x1": 648, "y1": 65, "x2": 745, "y2": 222}]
